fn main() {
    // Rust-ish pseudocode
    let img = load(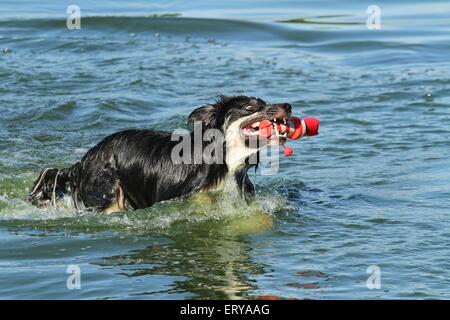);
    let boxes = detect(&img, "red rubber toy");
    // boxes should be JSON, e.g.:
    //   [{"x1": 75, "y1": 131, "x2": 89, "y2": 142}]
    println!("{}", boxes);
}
[{"x1": 259, "y1": 116, "x2": 320, "y2": 157}]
